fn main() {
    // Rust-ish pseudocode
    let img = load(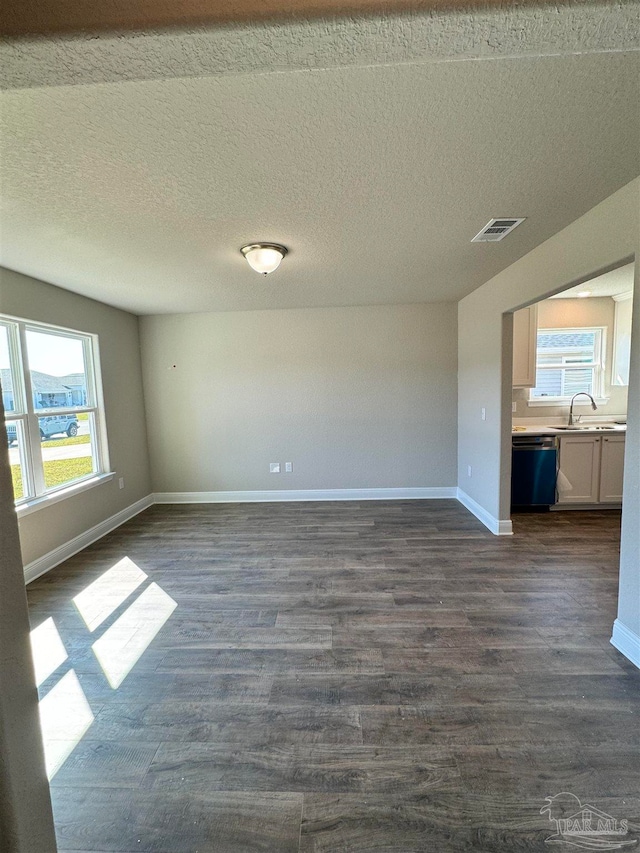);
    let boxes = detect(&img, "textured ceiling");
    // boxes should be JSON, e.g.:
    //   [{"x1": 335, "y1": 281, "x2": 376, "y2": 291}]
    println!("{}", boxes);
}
[
  {"x1": 2, "y1": 3, "x2": 638, "y2": 90},
  {"x1": 0, "y1": 7, "x2": 639, "y2": 315},
  {"x1": 0, "y1": 0, "x2": 576, "y2": 38},
  {"x1": 553, "y1": 263, "x2": 635, "y2": 299}
]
